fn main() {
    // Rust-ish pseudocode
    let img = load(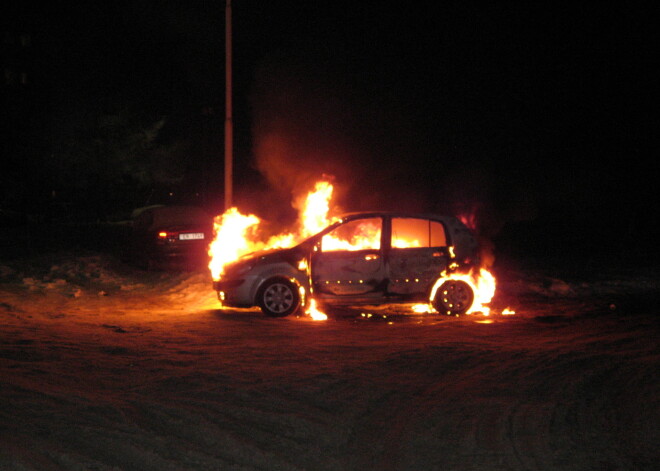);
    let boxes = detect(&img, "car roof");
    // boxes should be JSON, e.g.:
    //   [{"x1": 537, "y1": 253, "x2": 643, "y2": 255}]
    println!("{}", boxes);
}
[
  {"x1": 132, "y1": 205, "x2": 211, "y2": 230},
  {"x1": 337, "y1": 211, "x2": 460, "y2": 224},
  {"x1": 301, "y1": 212, "x2": 466, "y2": 241}
]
